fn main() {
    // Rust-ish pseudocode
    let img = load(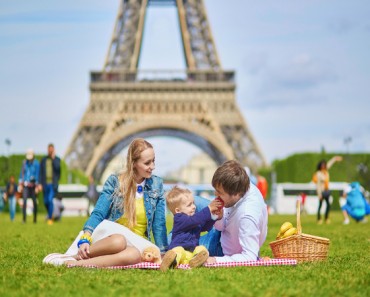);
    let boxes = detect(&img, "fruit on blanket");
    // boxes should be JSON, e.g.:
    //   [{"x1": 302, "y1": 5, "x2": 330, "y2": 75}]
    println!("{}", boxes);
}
[
  {"x1": 214, "y1": 197, "x2": 224, "y2": 209},
  {"x1": 281, "y1": 227, "x2": 298, "y2": 238}
]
